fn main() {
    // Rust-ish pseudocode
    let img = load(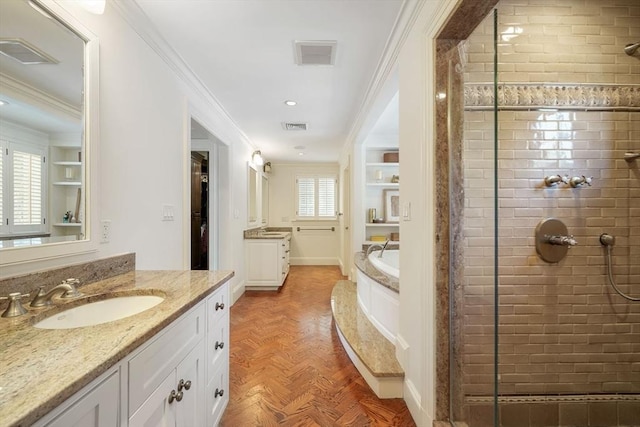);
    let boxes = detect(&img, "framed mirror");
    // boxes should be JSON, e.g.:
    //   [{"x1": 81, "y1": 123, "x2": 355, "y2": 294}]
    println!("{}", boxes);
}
[
  {"x1": 0, "y1": 0, "x2": 98, "y2": 267},
  {"x1": 247, "y1": 163, "x2": 258, "y2": 227},
  {"x1": 261, "y1": 174, "x2": 268, "y2": 225}
]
